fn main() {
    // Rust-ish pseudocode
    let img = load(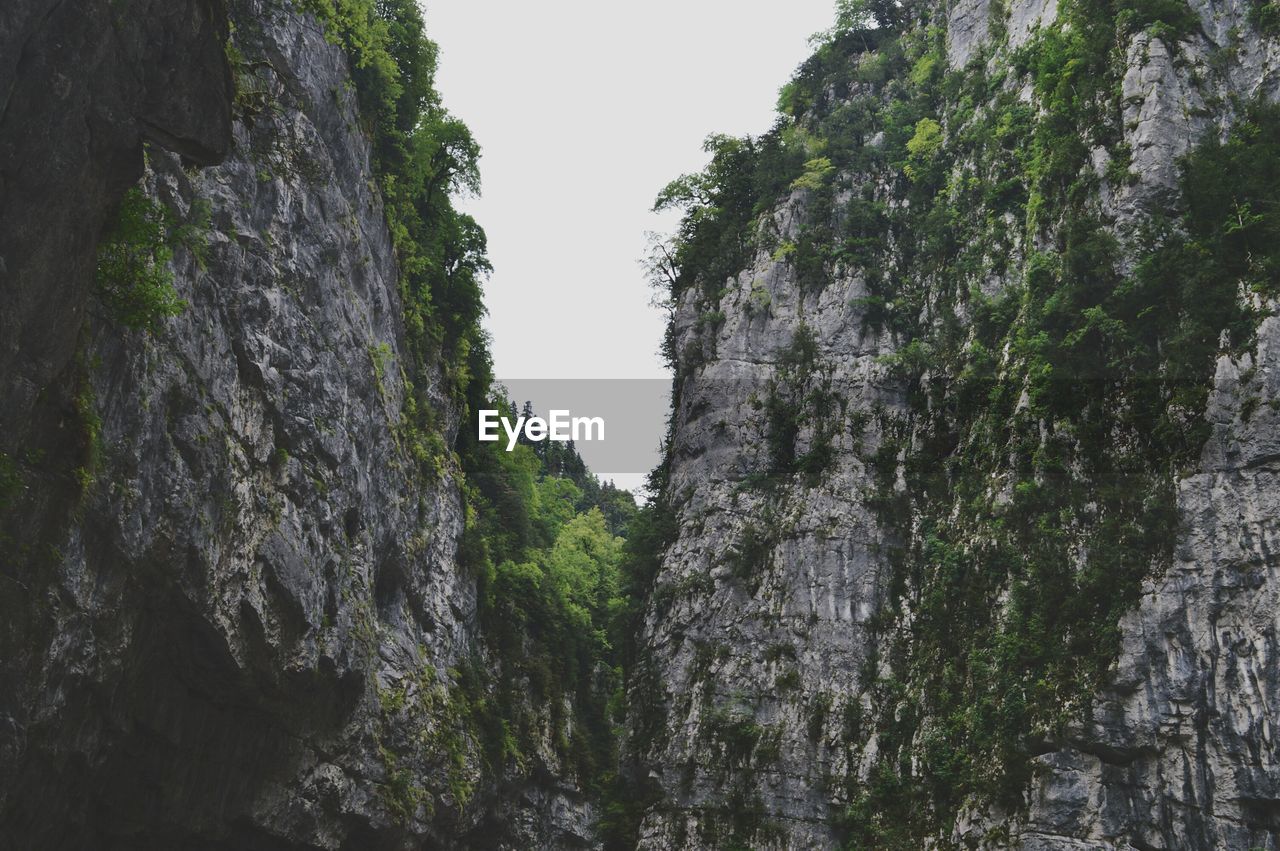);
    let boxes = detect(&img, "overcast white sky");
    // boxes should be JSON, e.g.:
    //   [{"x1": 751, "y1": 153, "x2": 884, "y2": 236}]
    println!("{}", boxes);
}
[{"x1": 424, "y1": 0, "x2": 838, "y2": 380}]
